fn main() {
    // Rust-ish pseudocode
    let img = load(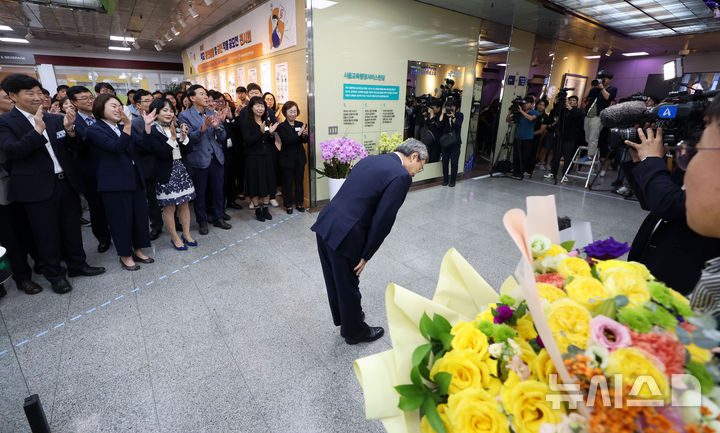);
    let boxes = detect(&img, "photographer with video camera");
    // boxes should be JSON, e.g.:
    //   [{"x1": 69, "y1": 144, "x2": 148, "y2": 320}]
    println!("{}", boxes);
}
[
  {"x1": 545, "y1": 94, "x2": 584, "y2": 183},
  {"x1": 505, "y1": 97, "x2": 538, "y2": 179},
  {"x1": 433, "y1": 97, "x2": 463, "y2": 187},
  {"x1": 581, "y1": 71, "x2": 617, "y2": 162},
  {"x1": 621, "y1": 100, "x2": 720, "y2": 295}
]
